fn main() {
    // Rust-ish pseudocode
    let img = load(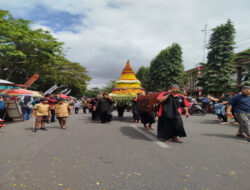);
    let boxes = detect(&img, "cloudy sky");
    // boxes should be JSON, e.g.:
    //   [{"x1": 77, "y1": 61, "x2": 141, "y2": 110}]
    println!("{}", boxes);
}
[{"x1": 1, "y1": 0, "x2": 250, "y2": 88}]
